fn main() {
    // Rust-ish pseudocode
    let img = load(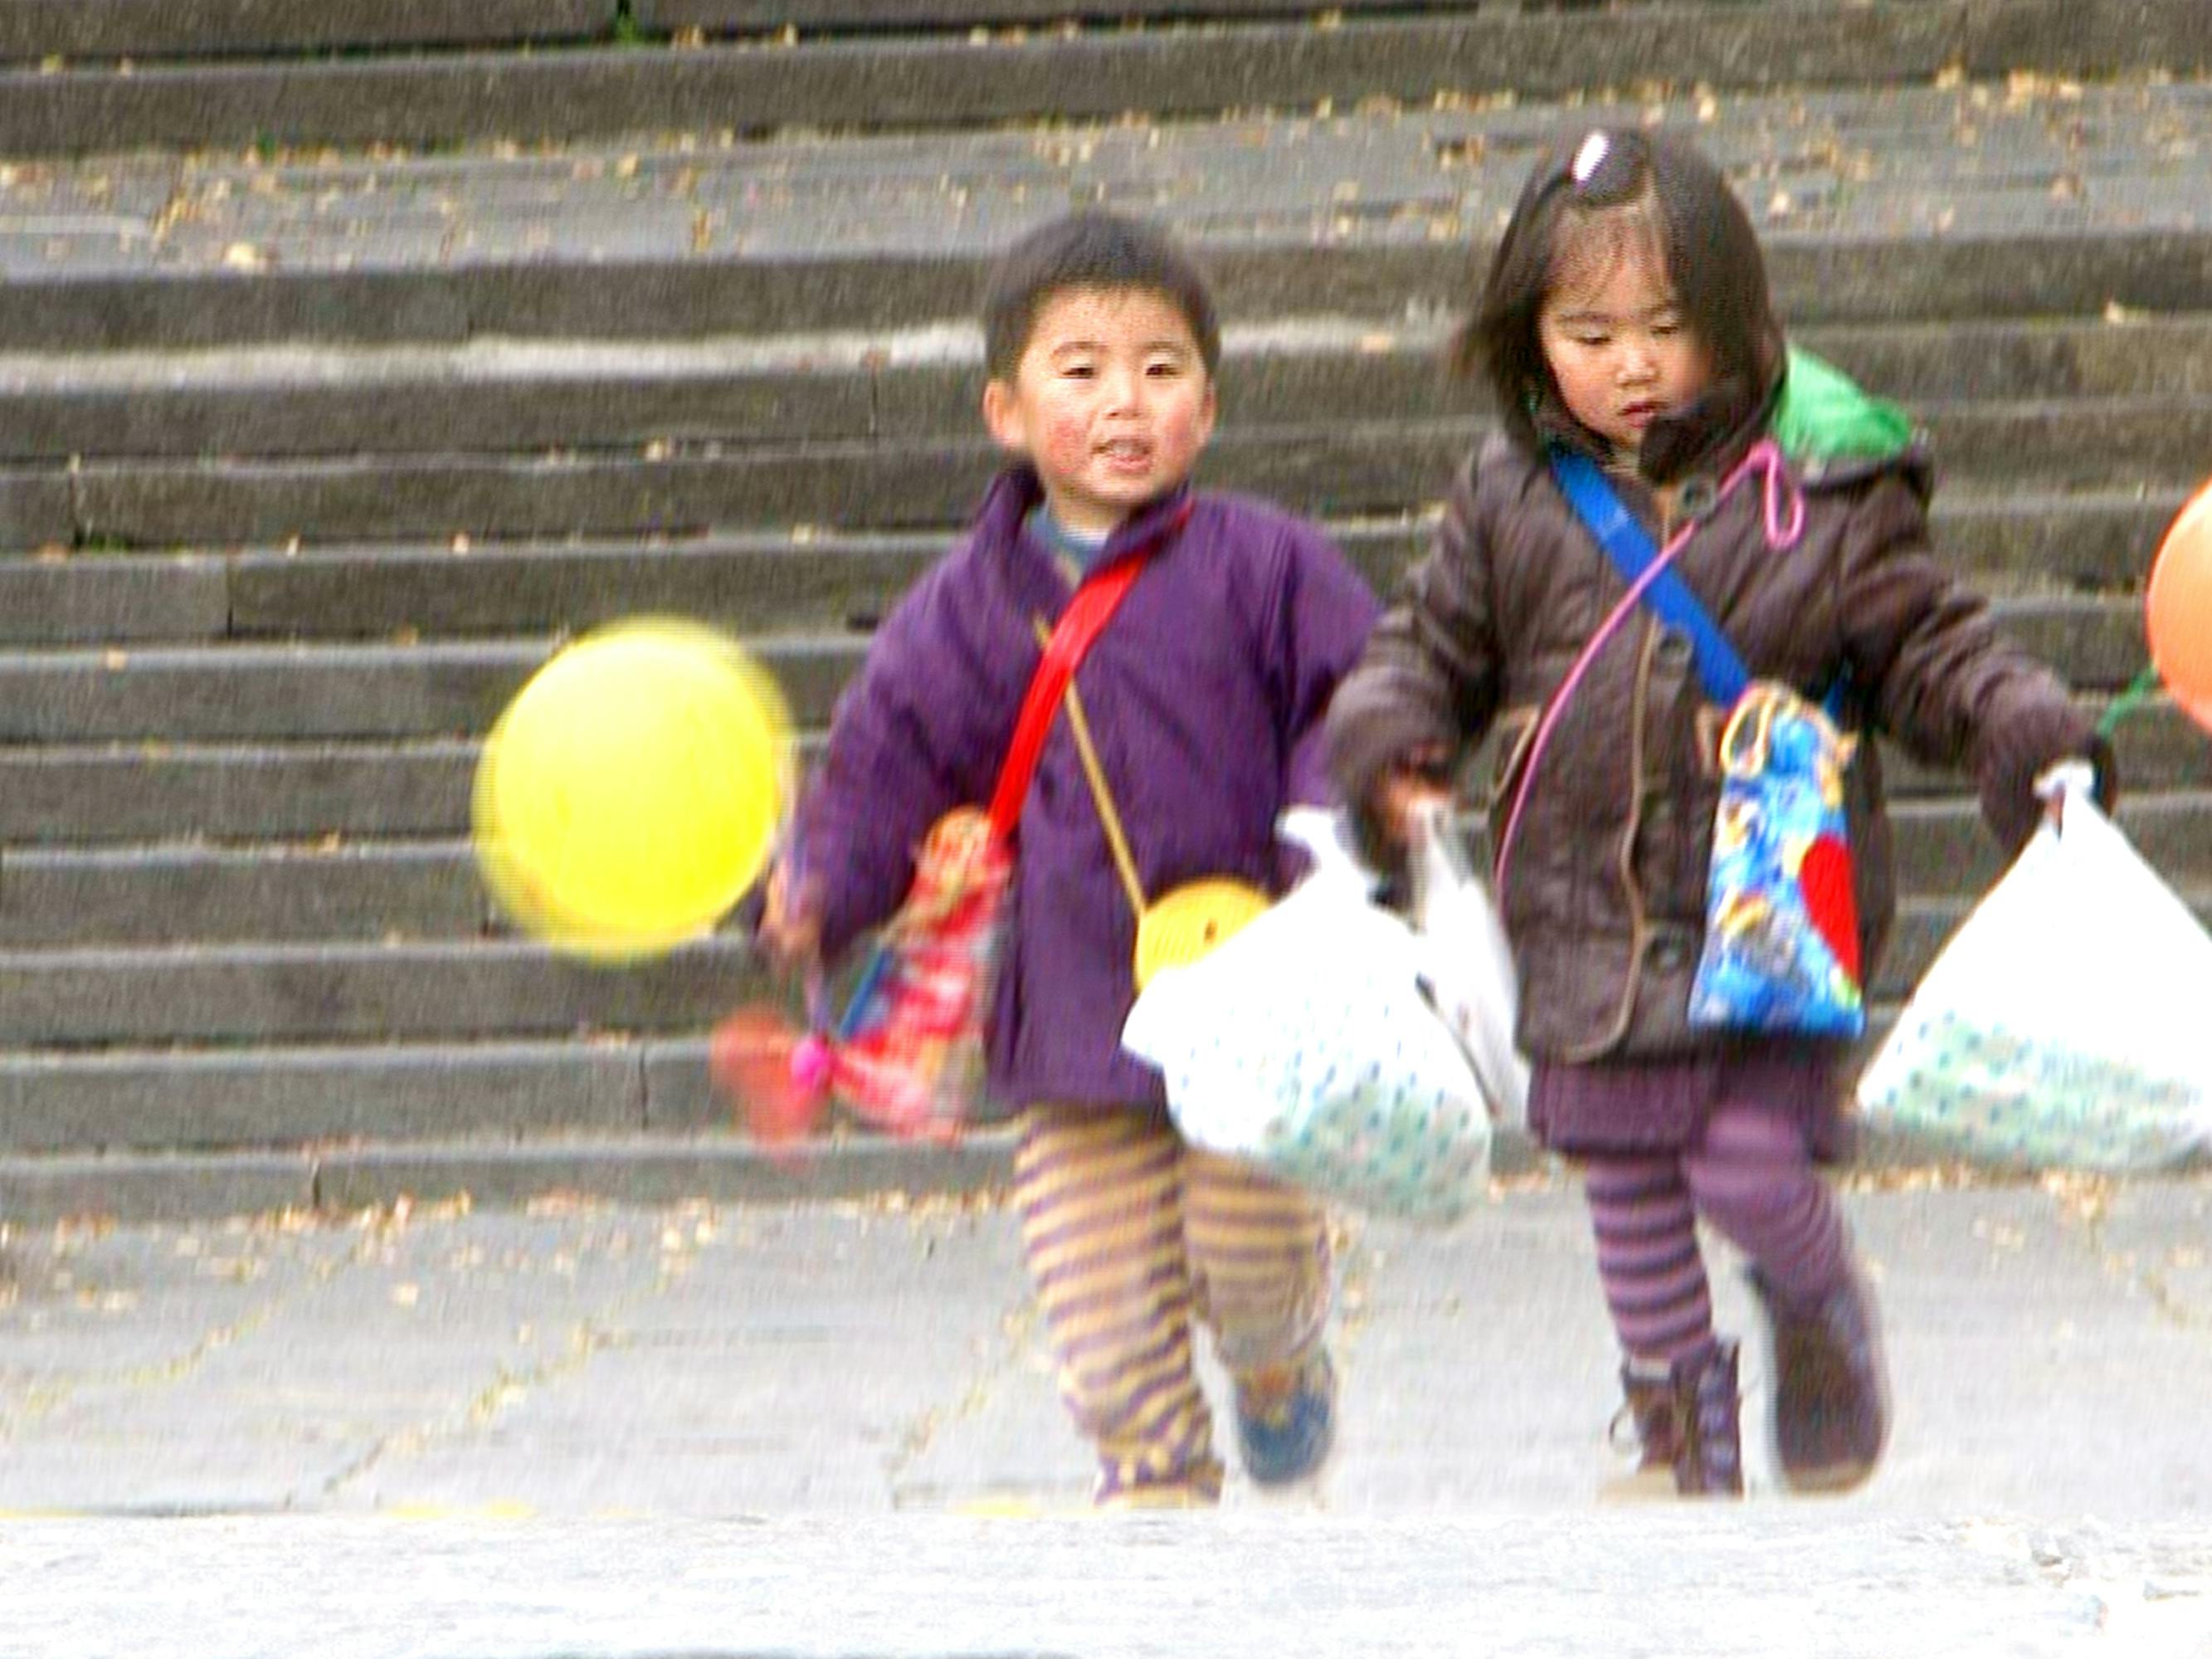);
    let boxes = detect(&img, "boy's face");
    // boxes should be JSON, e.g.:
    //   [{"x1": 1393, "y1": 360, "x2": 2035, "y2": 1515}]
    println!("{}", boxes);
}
[
  {"x1": 1537, "y1": 241, "x2": 1713, "y2": 460},
  {"x1": 982, "y1": 285, "x2": 1216, "y2": 538}
]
